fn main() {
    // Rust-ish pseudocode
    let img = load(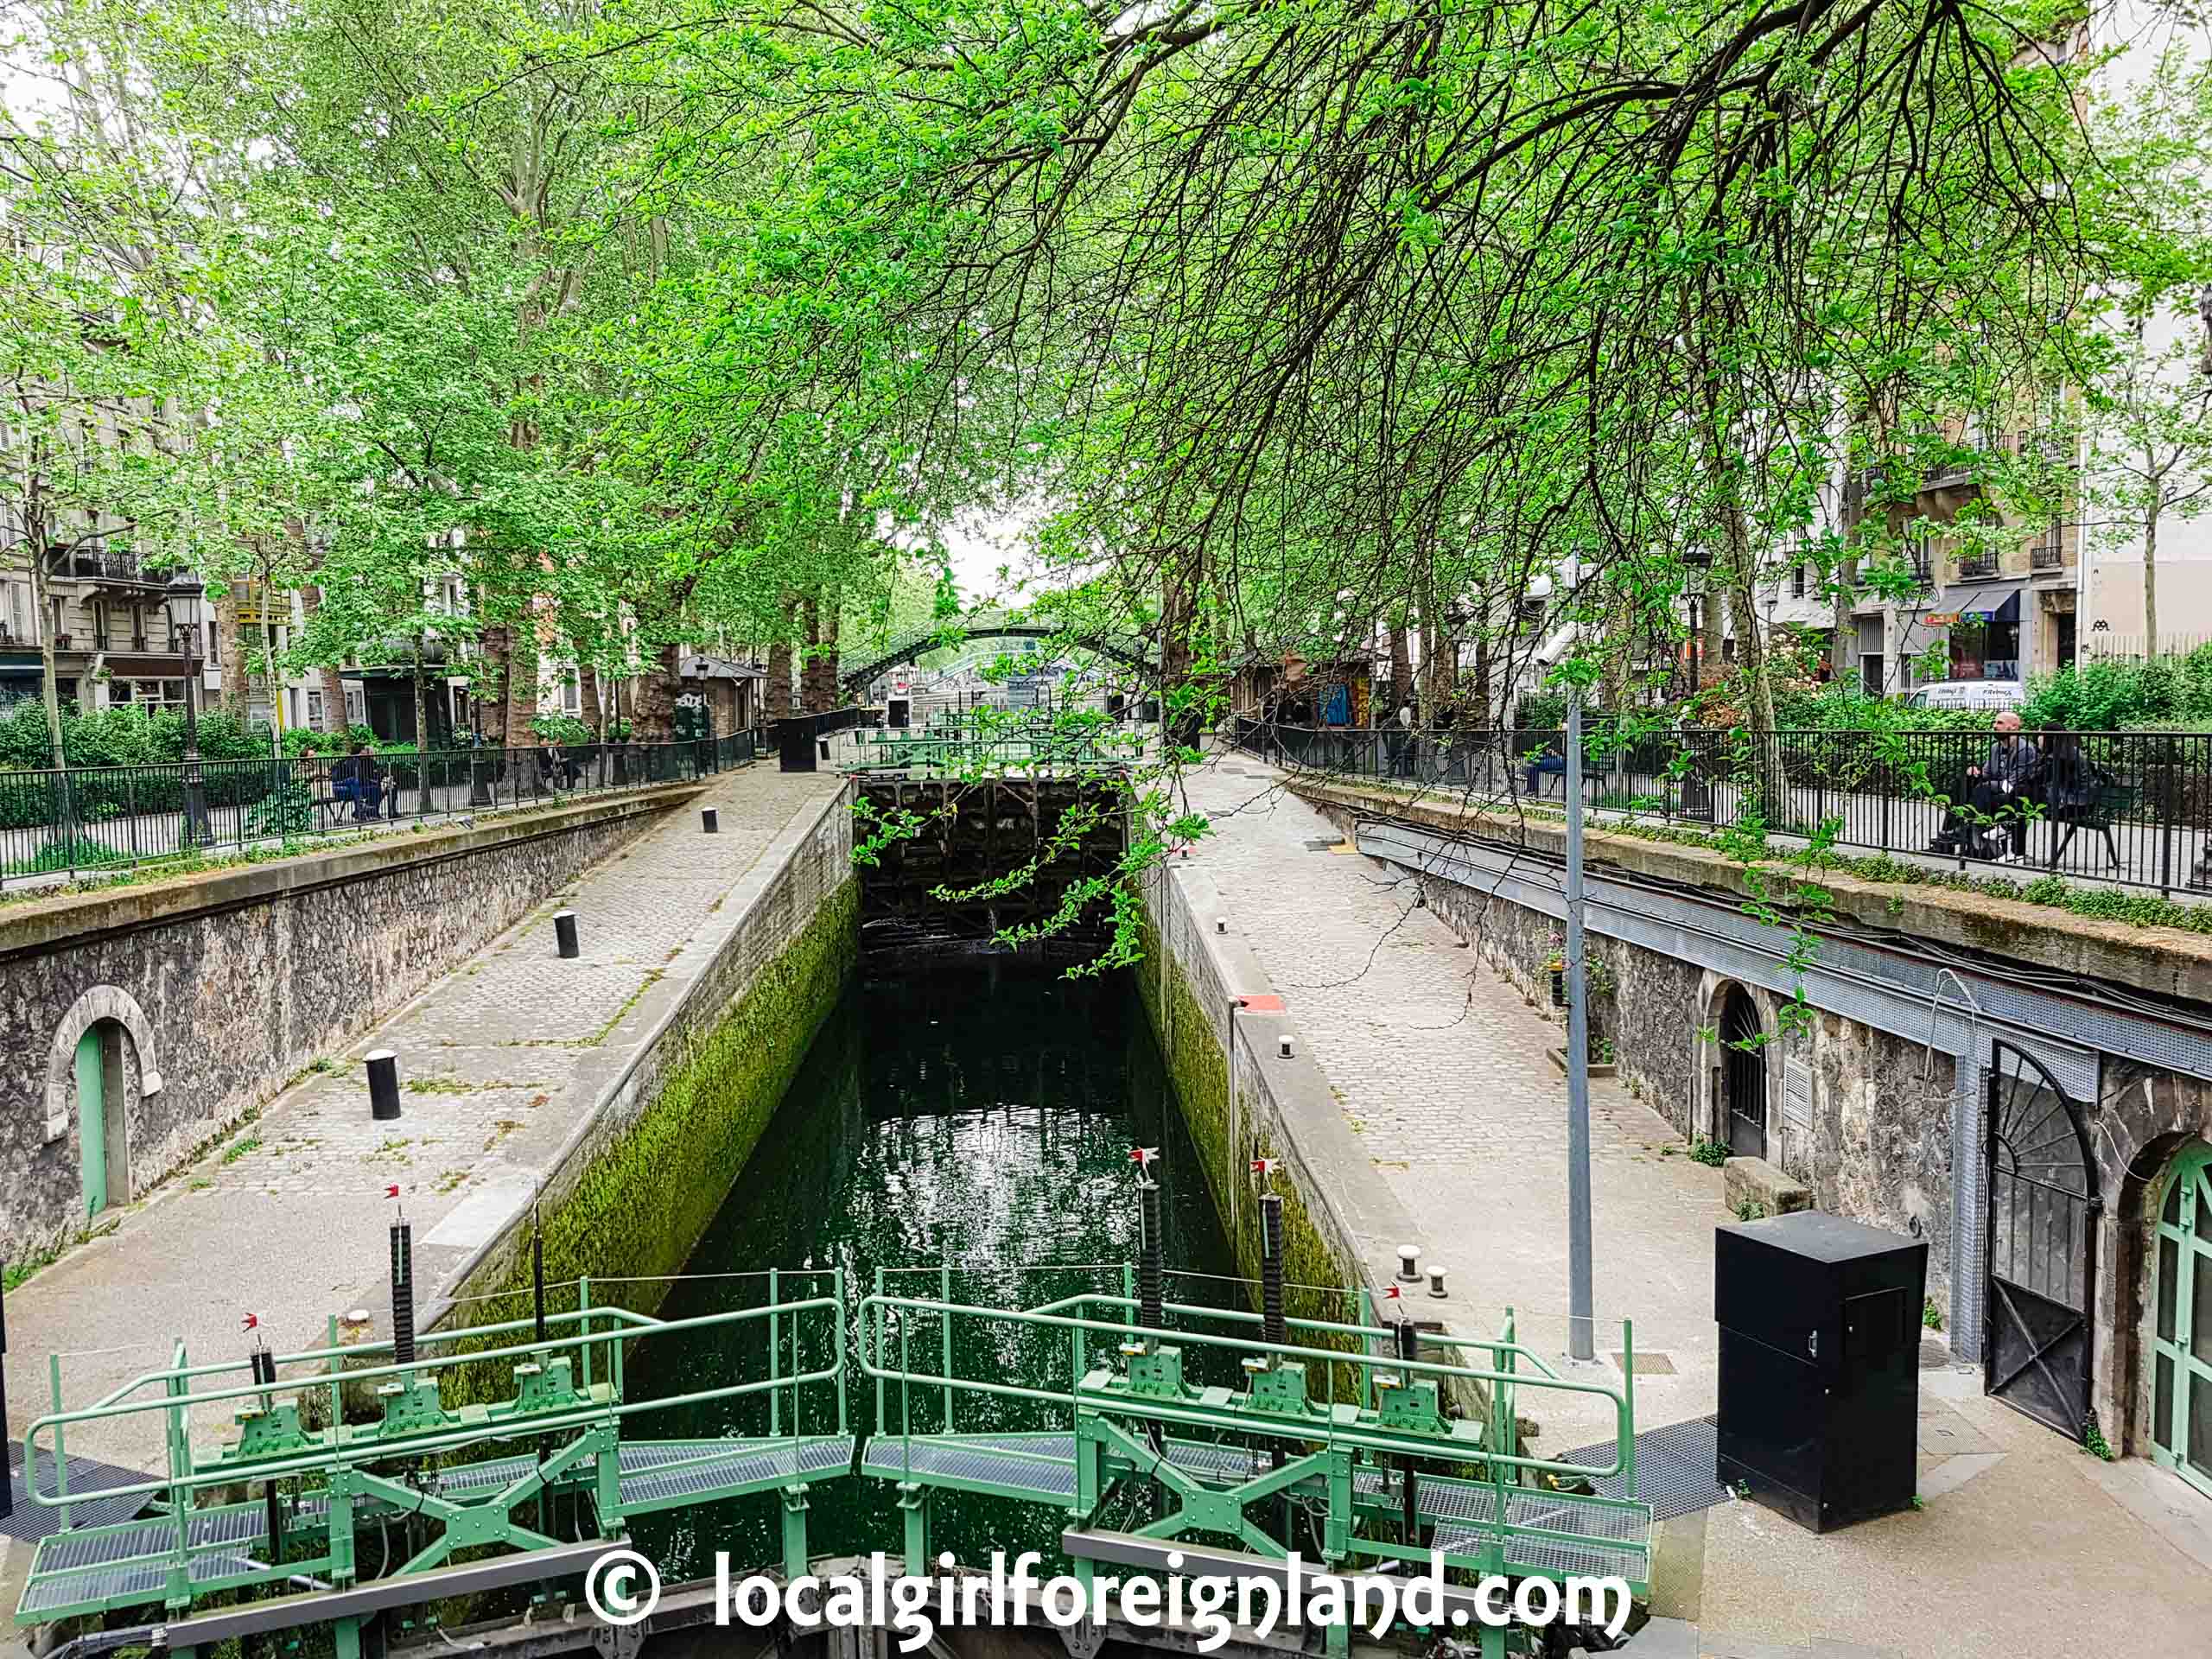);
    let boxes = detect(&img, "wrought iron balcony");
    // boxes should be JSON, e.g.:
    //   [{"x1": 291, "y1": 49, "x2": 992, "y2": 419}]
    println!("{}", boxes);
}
[
  {"x1": 64, "y1": 549, "x2": 162, "y2": 587},
  {"x1": 1956, "y1": 553, "x2": 2000, "y2": 581},
  {"x1": 2031, "y1": 543, "x2": 2065, "y2": 572}
]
